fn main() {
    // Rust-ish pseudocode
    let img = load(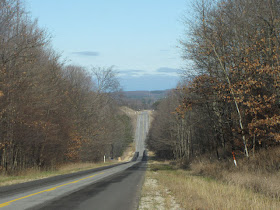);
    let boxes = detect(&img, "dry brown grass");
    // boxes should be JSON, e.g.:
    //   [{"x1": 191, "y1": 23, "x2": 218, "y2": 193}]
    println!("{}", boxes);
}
[
  {"x1": 190, "y1": 147, "x2": 280, "y2": 198},
  {"x1": 145, "y1": 161, "x2": 280, "y2": 210},
  {"x1": 0, "y1": 161, "x2": 116, "y2": 187},
  {"x1": 121, "y1": 142, "x2": 136, "y2": 161}
]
